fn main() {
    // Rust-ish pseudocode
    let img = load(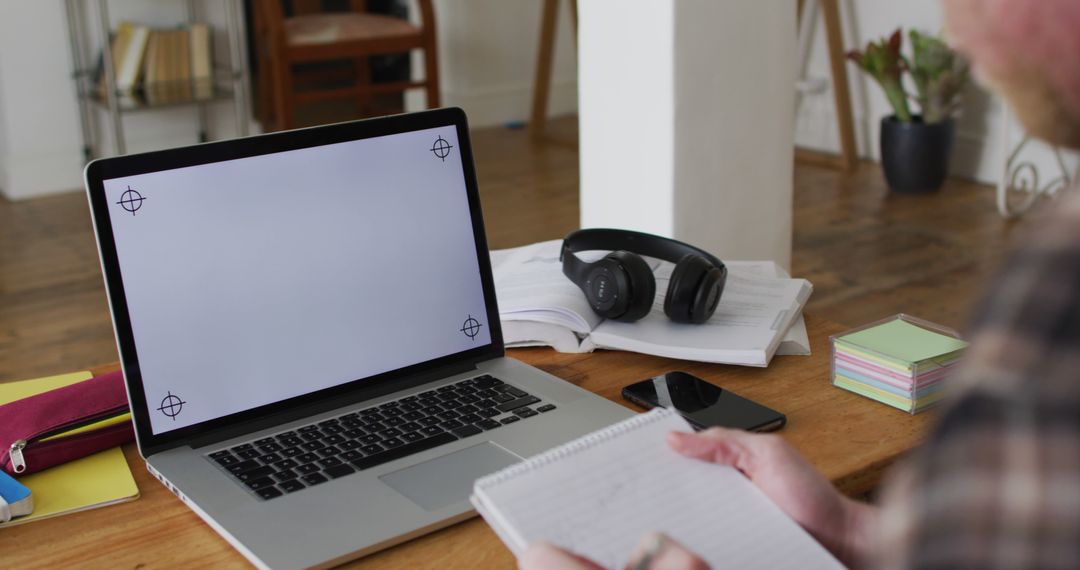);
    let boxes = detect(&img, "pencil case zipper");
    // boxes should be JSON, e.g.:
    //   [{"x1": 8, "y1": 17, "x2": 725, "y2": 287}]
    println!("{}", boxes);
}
[{"x1": 5, "y1": 406, "x2": 130, "y2": 474}]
